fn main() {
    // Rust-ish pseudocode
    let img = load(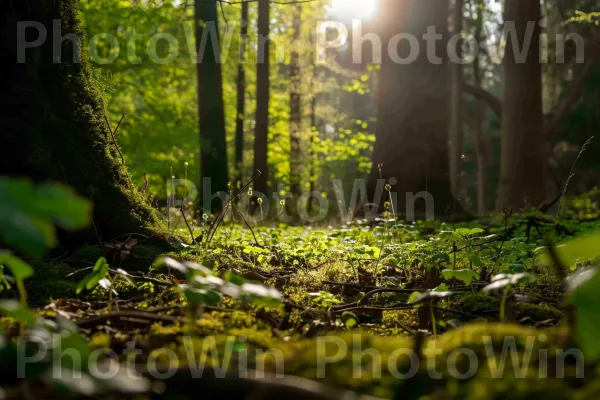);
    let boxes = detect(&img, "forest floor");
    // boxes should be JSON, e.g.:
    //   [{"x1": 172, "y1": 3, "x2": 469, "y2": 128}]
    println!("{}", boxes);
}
[{"x1": 5, "y1": 206, "x2": 600, "y2": 399}]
